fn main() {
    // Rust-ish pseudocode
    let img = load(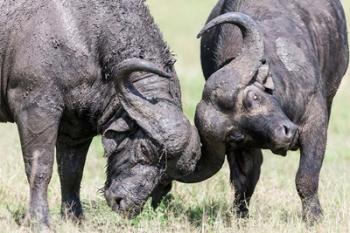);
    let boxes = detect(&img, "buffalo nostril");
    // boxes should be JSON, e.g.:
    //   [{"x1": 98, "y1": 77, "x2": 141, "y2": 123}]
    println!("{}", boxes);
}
[
  {"x1": 114, "y1": 197, "x2": 129, "y2": 211},
  {"x1": 283, "y1": 125, "x2": 290, "y2": 137},
  {"x1": 276, "y1": 124, "x2": 294, "y2": 142},
  {"x1": 109, "y1": 196, "x2": 125, "y2": 212},
  {"x1": 115, "y1": 197, "x2": 123, "y2": 206},
  {"x1": 281, "y1": 123, "x2": 297, "y2": 141},
  {"x1": 105, "y1": 191, "x2": 125, "y2": 209},
  {"x1": 274, "y1": 122, "x2": 298, "y2": 149}
]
